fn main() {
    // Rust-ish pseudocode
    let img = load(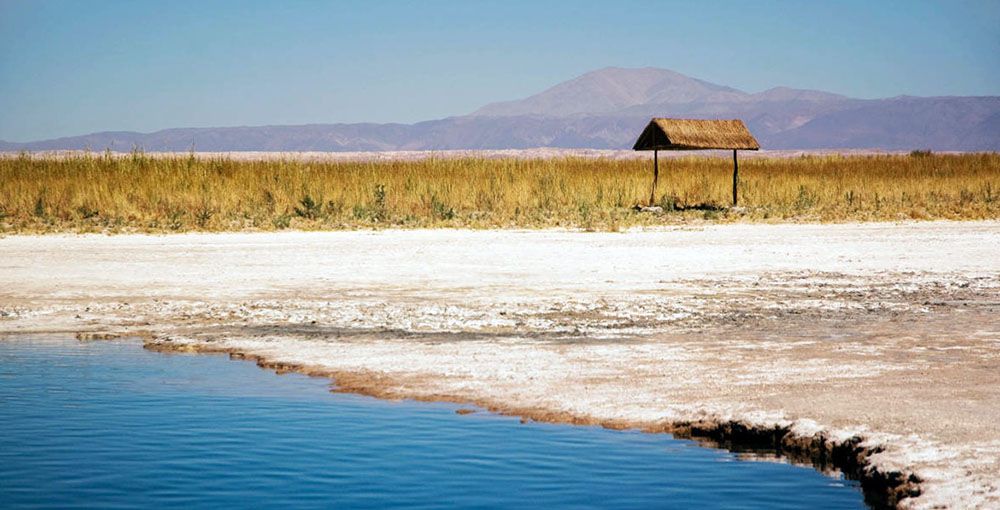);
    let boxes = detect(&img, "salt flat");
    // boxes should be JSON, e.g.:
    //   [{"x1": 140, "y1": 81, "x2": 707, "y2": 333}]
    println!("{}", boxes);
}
[
  {"x1": 1, "y1": 221, "x2": 998, "y2": 508},
  {"x1": 1, "y1": 147, "x2": 921, "y2": 162}
]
